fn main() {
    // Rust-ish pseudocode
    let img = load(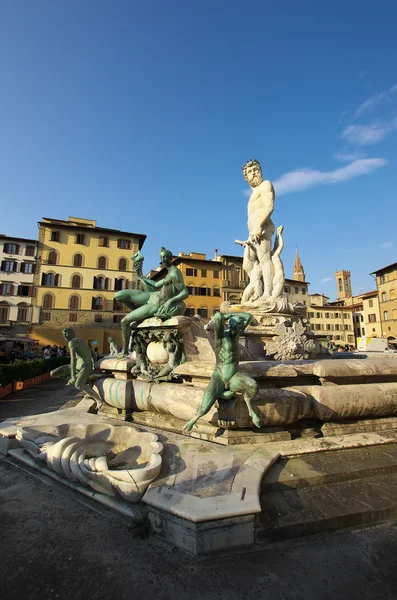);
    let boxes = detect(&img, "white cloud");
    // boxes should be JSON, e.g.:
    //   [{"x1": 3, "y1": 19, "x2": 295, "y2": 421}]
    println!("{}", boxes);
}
[
  {"x1": 273, "y1": 158, "x2": 387, "y2": 195},
  {"x1": 382, "y1": 242, "x2": 394, "y2": 249},
  {"x1": 354, "y1": 83, "x2": 397, "y2": 119},
  {"x1": 334, "y1": 151, "x2": 366, "y2": 161},
  {"x1": 320, "y1": 277, "x2": 332, "y2": 283},
  {"x1": 341, "y1": 122, "x2": 394, "y2": 145}
]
